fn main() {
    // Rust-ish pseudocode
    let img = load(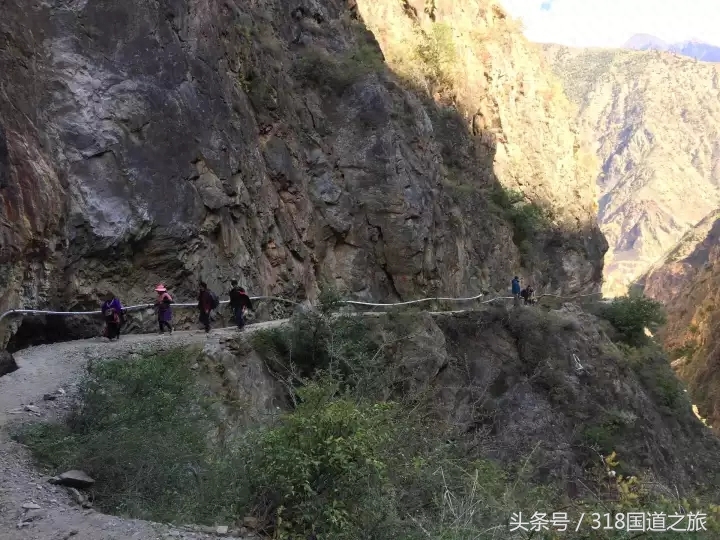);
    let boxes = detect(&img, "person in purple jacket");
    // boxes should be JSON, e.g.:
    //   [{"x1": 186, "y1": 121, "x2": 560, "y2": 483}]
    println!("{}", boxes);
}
[{"x1": 101, "y1": 292, "x2": 124, "y2": 341}]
